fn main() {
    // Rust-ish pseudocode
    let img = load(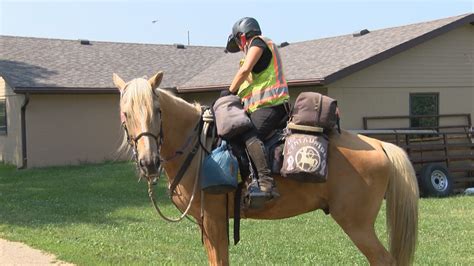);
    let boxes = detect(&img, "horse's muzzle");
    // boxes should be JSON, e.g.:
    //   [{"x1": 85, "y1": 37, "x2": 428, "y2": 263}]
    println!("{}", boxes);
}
[{"x1": 139, "y1": 155, "x2": 161, "y2": 177}]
